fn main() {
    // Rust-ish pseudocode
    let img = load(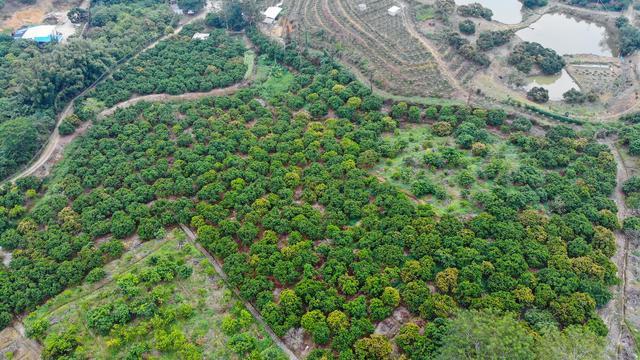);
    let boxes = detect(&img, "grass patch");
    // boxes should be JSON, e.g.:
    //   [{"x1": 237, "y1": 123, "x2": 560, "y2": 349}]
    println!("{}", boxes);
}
[
  {"x1": 244, "y1": 50, "x2": 256, "y2": 79},
  {"x1": 257, "y1": 58, "x2": 295, "y2": 99},
  {"x1": 415, "y1": 5, "x2": 436, "y2": 21},
  {"x1": 371, "y1": 123, "x2": 522, "y2": 216}
]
